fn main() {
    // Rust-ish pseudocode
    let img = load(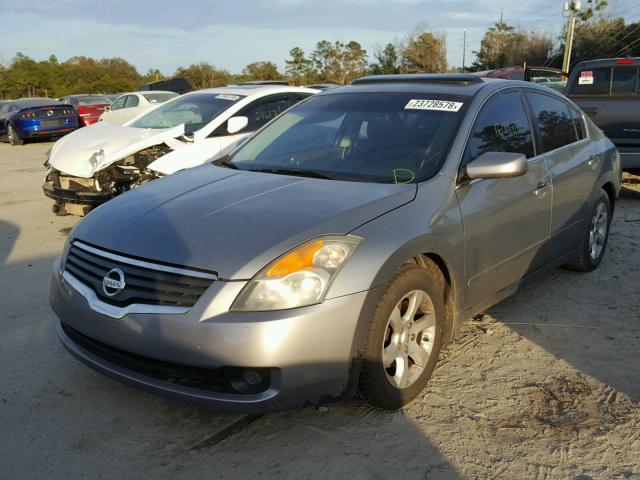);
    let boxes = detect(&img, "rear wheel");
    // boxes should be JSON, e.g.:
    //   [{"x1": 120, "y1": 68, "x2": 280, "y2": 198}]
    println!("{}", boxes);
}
[
  {"x1": 359, "y1": 264, "x2": 445, "y2": 409},
  {"x1": 565, "y1": 189, "x2": 611, "y2": 272},
  {"x1": 7, "y1": 124, "x2": 24, "y2": 146}
]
